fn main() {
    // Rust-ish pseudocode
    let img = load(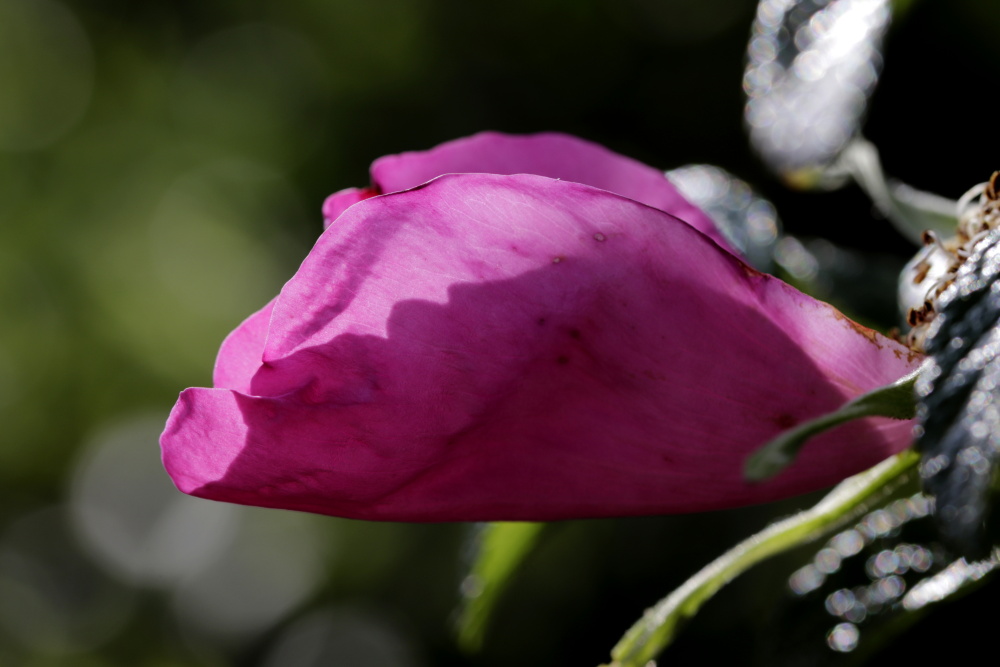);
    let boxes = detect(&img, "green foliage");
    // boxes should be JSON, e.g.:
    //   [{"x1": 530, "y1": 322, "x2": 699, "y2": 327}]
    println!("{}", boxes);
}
[{"x1": 456, "y1": 522, "x2": 546, "y2": 652}]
